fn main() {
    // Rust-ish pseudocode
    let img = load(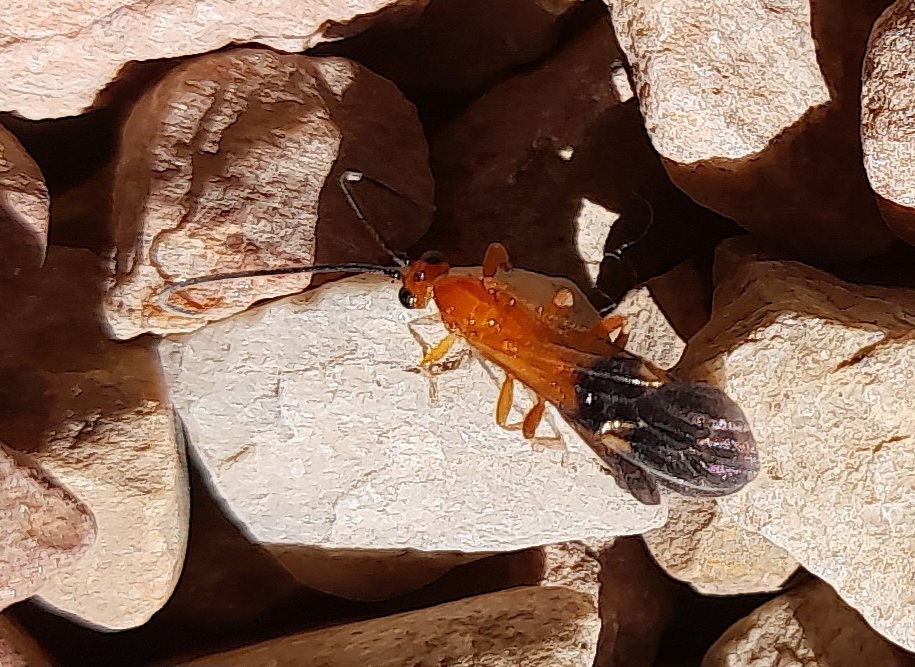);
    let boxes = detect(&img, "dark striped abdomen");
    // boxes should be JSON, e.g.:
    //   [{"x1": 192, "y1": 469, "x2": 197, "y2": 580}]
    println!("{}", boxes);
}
[{"x1": 568, "y1": 357, "x2": 759, "y2": 497}]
